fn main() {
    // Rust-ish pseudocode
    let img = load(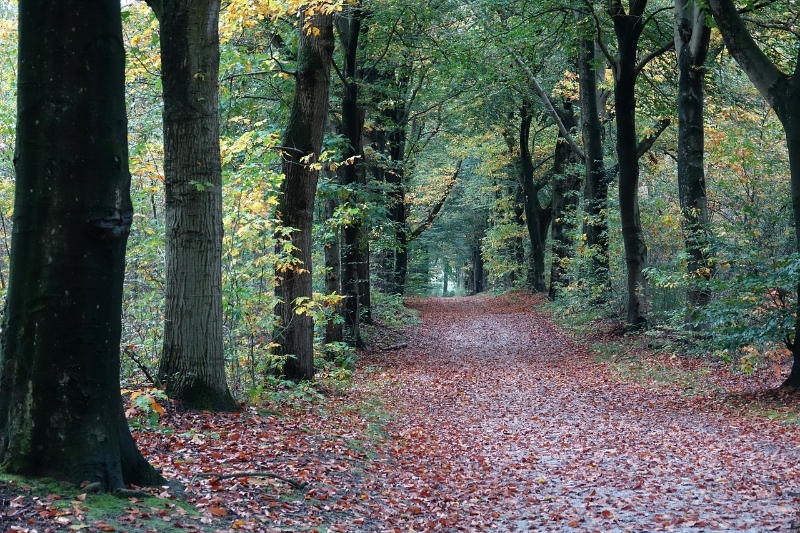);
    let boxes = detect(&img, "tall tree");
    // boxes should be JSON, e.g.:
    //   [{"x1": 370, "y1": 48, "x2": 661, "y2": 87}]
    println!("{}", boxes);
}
[
  {"x1": 0, "y1": 0, "x2": 163, "y2": 489},
  {"x1": 146, "y1": 0, "x2": 238, "y2": 410},
  {"x1": 336, "y1": 6, "x2": 369, "y2": 346},
  {"x1": 605, "y1": 1, "x2": 673, "y2": 327},
  {"x1": 707, "y1": 0, "x2": 800, "y2": 387},
  {"x1": 675, "y1": 0, "x2": 712, "y2": 321},
  {"x1": 274, "y1": 8, "x2": 335, "y2": 381},
  {"x1": 549, "y1": 100, "x2": 583, "y2": 299},
  {"x1": 576, "y1": 13, "x2": 610, "y2": 284}
]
